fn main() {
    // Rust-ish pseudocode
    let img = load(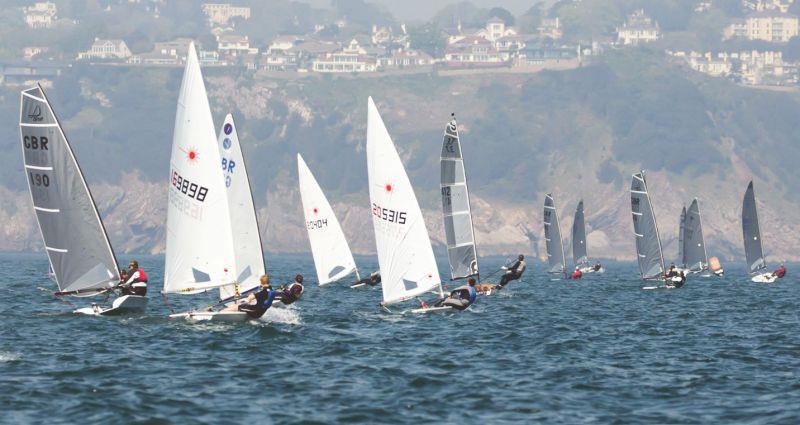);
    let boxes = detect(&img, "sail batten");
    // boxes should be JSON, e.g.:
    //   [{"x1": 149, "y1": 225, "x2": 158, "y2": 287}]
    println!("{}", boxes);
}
[
  {"x1": 298, "y1": 154, "x2": 358, "y2": 285},
  {"x1": 440, "y1": 116, "x2": 479, "y2": 280},
  {"x1": 572, "y1": 200, "x2": 588, "y2": 266},
  {"x1": 630, "y1": 172, "x2": 666, "y2": 280},
  {"x1": 367, "y1": 97, "x2": 441, "y2": 305},
  {"x1": 543, "y1": 193, "x2": 566, "y2": 274},
  {"x1": 164, "y1": 43, "x2": 237, "y2": 294},
  {"x1": 742, "y1": 181, "x2": 767, "y2": 274},
  {"x1": 19, "y1": 84, "x2": 120, "y2": 296},
  {"x1": 217, "y1": 114, "x2": 266, "y2": 300}
]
